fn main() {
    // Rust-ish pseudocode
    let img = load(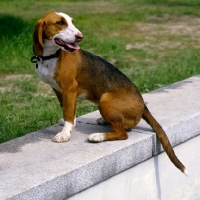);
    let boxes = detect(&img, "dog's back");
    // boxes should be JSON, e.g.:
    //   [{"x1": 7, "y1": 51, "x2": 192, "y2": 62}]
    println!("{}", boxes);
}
[{"x1": 76, "y1": 50, "x2": 141, "y2": 99}]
